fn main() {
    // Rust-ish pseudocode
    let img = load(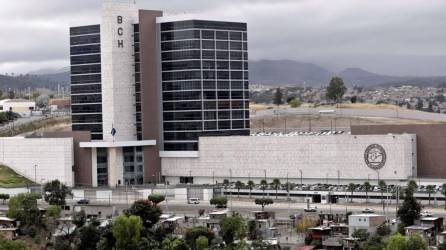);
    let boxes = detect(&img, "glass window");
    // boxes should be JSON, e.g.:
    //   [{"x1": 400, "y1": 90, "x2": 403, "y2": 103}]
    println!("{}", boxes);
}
[
  {"x1": 216, "y1": 41, "x2": 228, "y2": 50},
  {"x1": 201, "y1": 30, "x2": 214, "y2": 39},
  {"x1": 202, "y1": 40, "x2": 215, "y2": 49},
  {"x1": 216, "y1": 31, "x2": 228, "y2": 40},
  {"x1": 230, "y1": 41, "x2": 242, "y2": 50},
  {"x1": 230, "y1": 32, "x2": 242, "y2": 41},
  {"x1": 202, "y1": 50, "x2": 215, "y2": 59},
  {"x1": 203, "y1": 81, "x2": 216, "y2": 89}
]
